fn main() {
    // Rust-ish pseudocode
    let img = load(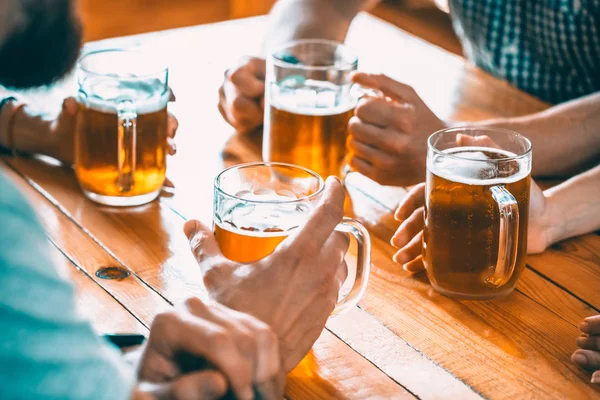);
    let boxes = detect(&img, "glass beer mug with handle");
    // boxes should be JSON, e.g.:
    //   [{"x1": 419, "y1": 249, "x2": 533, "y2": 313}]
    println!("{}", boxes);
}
[
  {"x1": 264, "y1": 40, "x2": 360, "y2": 179},
  {"x1": 75, "y1": 49, "x2": 170, "y2": 206},
  {"x1": 424, "y1": 127, "x2": 532, "y2": 300},
  {"x1": 213, "y1": 162, "x2": 371, "y2": 315}
]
